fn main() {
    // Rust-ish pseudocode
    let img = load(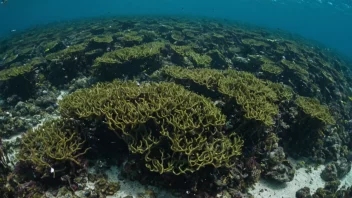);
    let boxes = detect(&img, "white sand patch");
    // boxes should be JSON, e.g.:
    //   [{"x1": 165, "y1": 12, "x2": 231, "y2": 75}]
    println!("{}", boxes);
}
[
  {"x1": 250, "y1": 164, "x2": 326, "y2": 197},
  {"x1": 75, "y1": 165, "x2": 175, "y2": 198},
  {"x1": 339, "y1": 167, "x2": 352, "y2": 189},
  {"x1": 56, "y1": 90, "x2": 68, "y2": 102},
  {"x1": 105, "y1": 166, "x2": 174, "y2": 198},
  {"x1": 2, "y1": 133, "x2": 23, "y2": 143}
]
